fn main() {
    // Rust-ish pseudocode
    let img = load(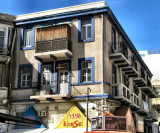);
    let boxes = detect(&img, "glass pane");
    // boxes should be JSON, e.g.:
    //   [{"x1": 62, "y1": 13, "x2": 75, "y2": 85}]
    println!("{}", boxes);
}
[
  {"x1": 82, "y1": 26, "x2": 86, "y2": 40},
  {"x1": 22, "y1": 75, "x2": 26, "y2": 80},
  {"x1": 82, "y1": 75, "x2": 86, "y2": 82},
  {"x1": 22, "y1": 81, "x2": 25, "y2": 87},
  {"x1": 88, "y1": 62, "x2": 92, "y2": 68},
  {"x1": 0, "y1": 37, "x2": 4, "y2": 47},
  {"x1": 82, "y1": 70, "x2": 86, "y2": 76},
  {"x1": 88, "y1": 75, "x2": 91, "y2": 81},
  {"x1": 27, "y1": 74, "x2": 30, "y2": 80},
  {"x1": 27, "y1": 81, "x2": 30, "y2": 86},
  {"x1": 87, "y1": 26, "x2": 91, "y2": 39},
  {"x1": 88, "y1": 69, "x2": 91, "y2": 75},
  {"x1": 24, "y1": 28, "x2": 32, "y2": 47},
  {"x1": 22, "y1": 67, "x2": 30, "y2": 74}
]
